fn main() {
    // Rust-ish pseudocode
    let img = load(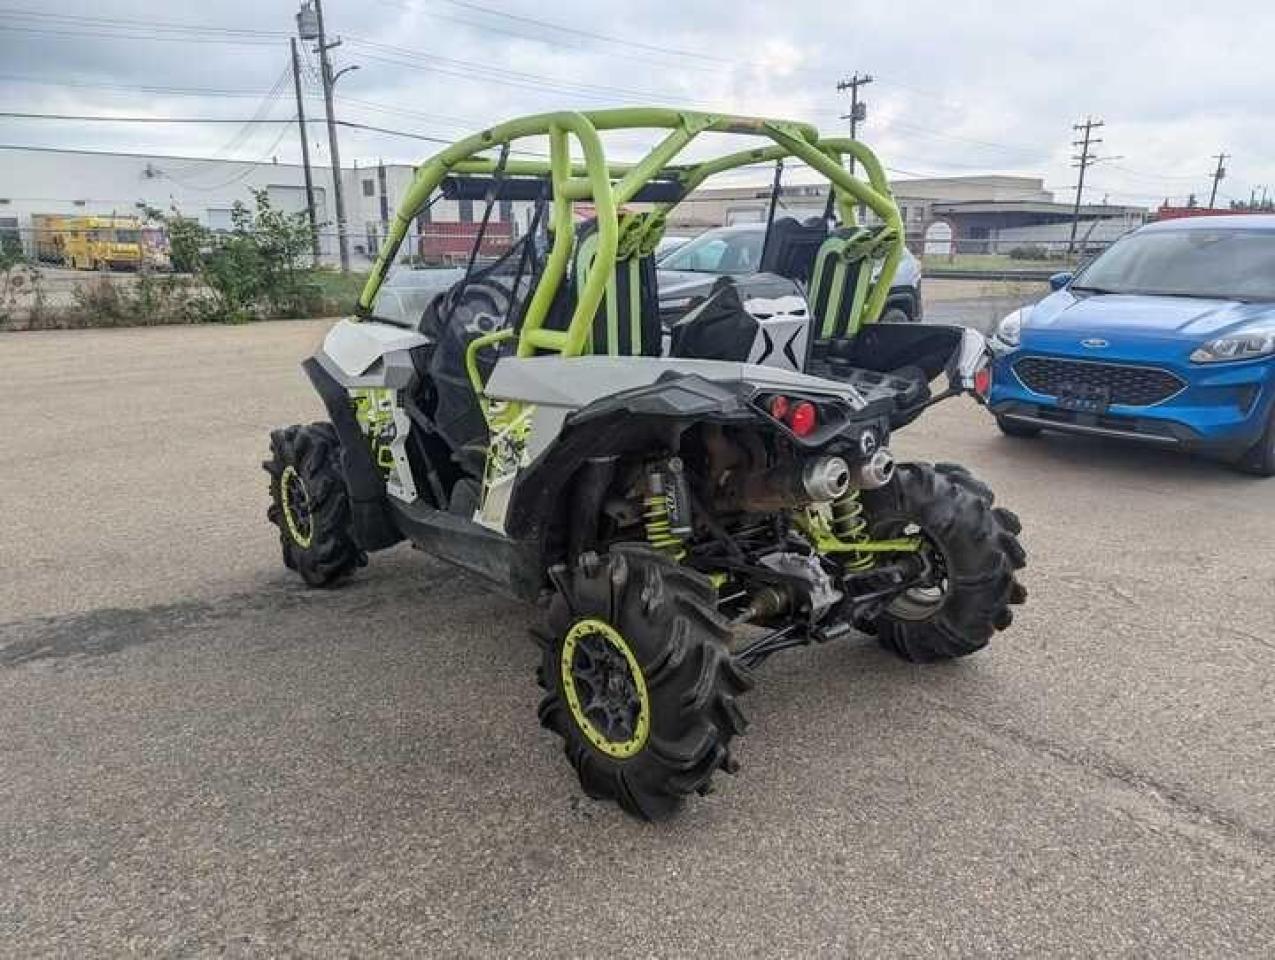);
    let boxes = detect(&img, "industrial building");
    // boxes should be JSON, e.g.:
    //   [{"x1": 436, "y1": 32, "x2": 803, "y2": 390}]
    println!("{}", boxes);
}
[{"x1": 667, "y1": 175, "x2": 1147, "y2": 254}]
